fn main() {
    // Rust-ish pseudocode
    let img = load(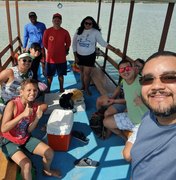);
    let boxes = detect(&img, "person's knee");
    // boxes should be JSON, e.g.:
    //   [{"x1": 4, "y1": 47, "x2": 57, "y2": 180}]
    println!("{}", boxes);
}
[
  {"x1": 44, "y1": 147, "x2": 54, "y2": 161},
  {"x1": 19, "y1": 157, "x2": 32, "y2": 171}
]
